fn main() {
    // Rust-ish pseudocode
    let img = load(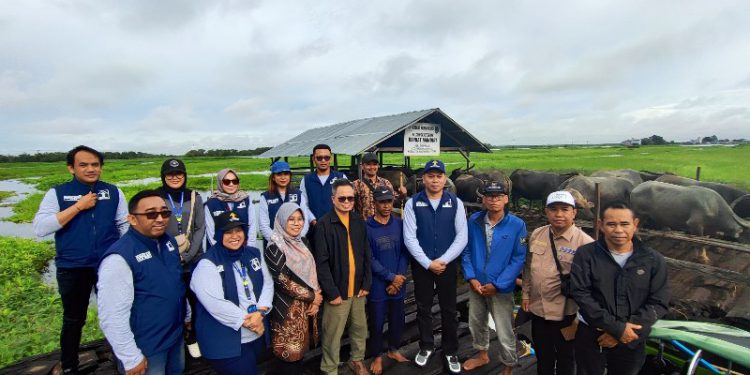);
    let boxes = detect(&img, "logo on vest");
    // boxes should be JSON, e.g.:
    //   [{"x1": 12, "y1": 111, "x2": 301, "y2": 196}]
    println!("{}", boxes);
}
[
  {"x1": 63, "y1": 195, "x2": 83, "y2": 202},
  {"x1": 637, "y1": 269, "x2": 645, "y2": 275},
  {"x1": 97, "y1": 189, "x2": 111, "y2": 200},
  {"x1": 237, "y1": 201, "x2": 246, "y2": 209},
  {"x1": 250, "y1": 257, "x2": 261, "y2": 271},
  {"x1": 213, "y1": 210, "x2": 224, "y2": 217},
  {"x1": 166, "y1": 241, "x2": 176, "y2": 252},
  {"x1": 216, "y1": 264, "x2": 224, "y2": 272},
  {"x1": 289, "y1": 194, "x2": 298, "y2": 202},
  {"x1": 415, "y1": 201, "x2": 429, "y2": 207},
  {"x1": 441, "y1": 200, "x2": 453, "y2": 208},
  {"x1": 267, "y1": 198, "x2": 280, "y2": 204},
  {"x1": 135, "y1": 251, "x2": 153, "y2": 262}
]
